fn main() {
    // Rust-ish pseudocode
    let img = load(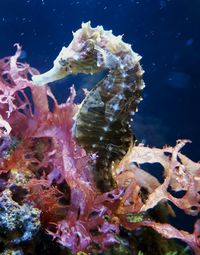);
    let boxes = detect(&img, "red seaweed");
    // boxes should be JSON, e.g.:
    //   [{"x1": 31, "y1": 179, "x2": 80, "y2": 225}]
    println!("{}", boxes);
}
[{"x1": 0, "y1": 45, "x2": 199, "y2": 254}]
